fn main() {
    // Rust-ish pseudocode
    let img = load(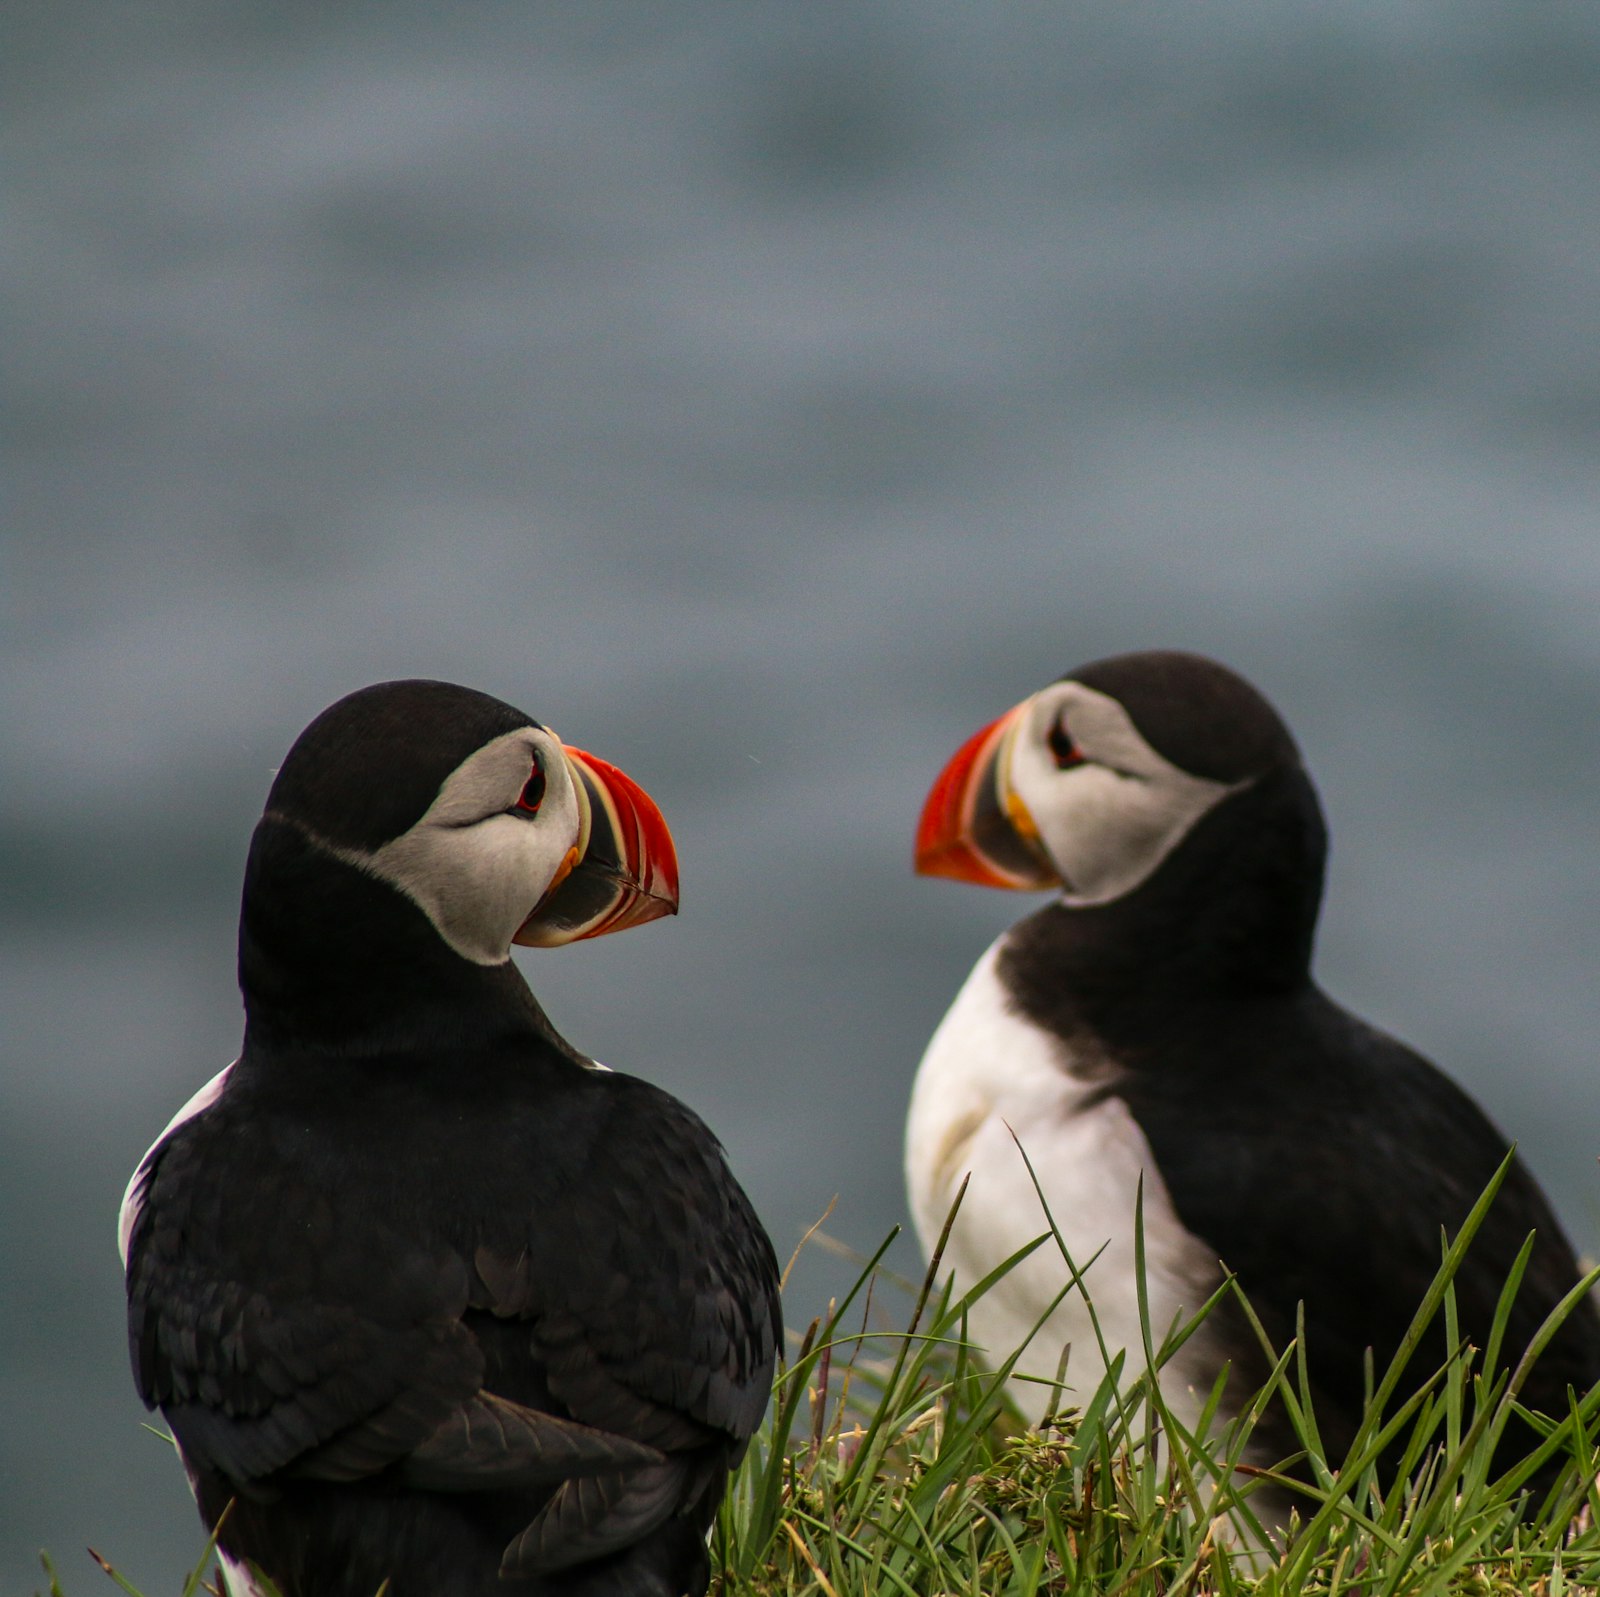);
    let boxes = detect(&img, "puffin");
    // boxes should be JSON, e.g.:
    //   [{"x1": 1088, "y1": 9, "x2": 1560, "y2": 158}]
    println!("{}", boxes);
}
[
  {"x1": 119, "y1": 680, "x2": 781, "y2": 1597},
  {"x1": 906, "y1": 649, "x2": 1599, "y2": 1482}
]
